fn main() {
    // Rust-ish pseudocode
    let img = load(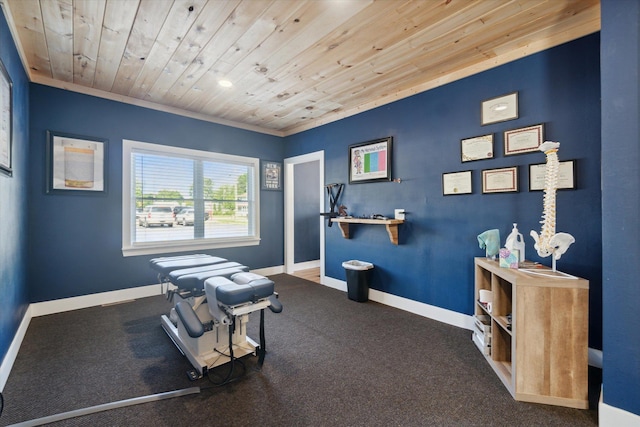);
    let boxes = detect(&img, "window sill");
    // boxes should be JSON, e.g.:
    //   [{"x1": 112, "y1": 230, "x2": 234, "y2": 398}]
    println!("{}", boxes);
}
[{"x1": 122, "y1": 237, "x2": 260, "y2": 257}]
